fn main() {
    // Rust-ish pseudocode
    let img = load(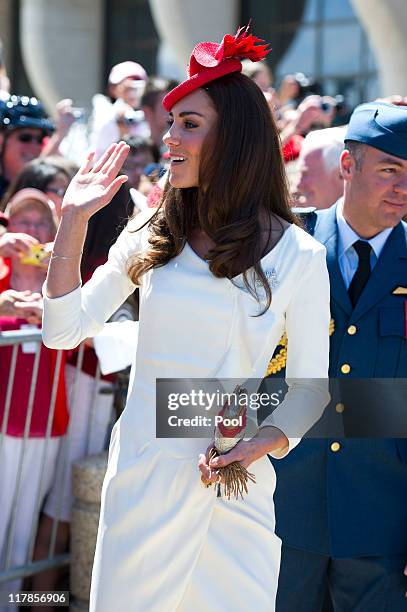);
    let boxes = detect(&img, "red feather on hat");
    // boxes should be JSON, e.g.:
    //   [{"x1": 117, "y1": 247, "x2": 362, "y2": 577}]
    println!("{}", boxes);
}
[
  {"x1": 189, "y1": 25, "x2": 271, "y2": 76},
  {"x1": 217, "y1": 25, "x2": 271, "y2": 63}
]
